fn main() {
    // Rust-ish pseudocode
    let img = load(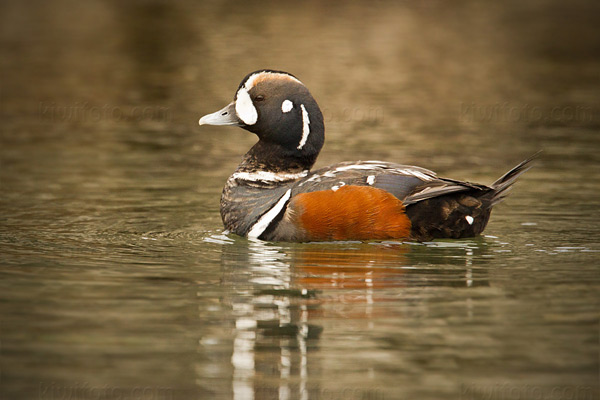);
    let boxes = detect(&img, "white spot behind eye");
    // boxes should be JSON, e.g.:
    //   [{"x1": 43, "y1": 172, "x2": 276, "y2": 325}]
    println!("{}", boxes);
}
[
  {"x1": 366, "y1": 175, "x2": 375, "y2": 185},
  {"x1": 235, "y1": 88, "x2": 258, "y2": 125},
  {"x1": 465, "y1": 216, "x2": 474, "y2": 225},
  {"x1": 282, "y1": 100, "x2": 293, "y2": 113},
  {"x1": 297, "y1": 104, "x2": 310, "y2": 150}
]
